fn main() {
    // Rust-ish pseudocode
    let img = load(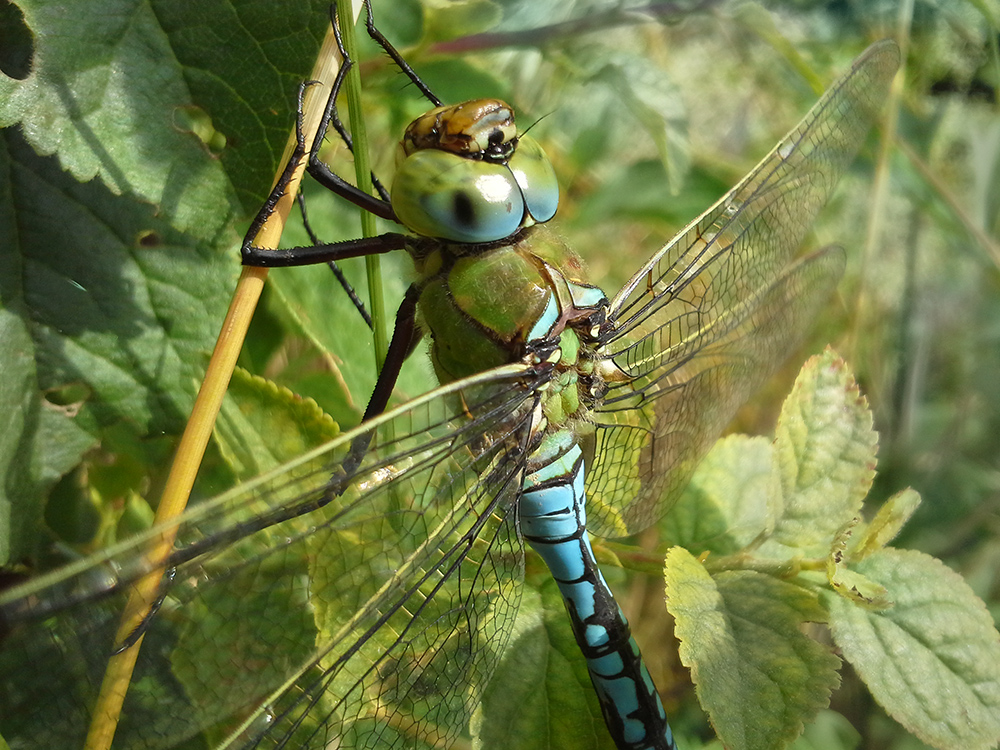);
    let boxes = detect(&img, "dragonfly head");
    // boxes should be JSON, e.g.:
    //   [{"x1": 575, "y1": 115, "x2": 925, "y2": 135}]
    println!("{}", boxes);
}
[{"x1": 391, "y1": 99, "x2": 559, "y2": 244}]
